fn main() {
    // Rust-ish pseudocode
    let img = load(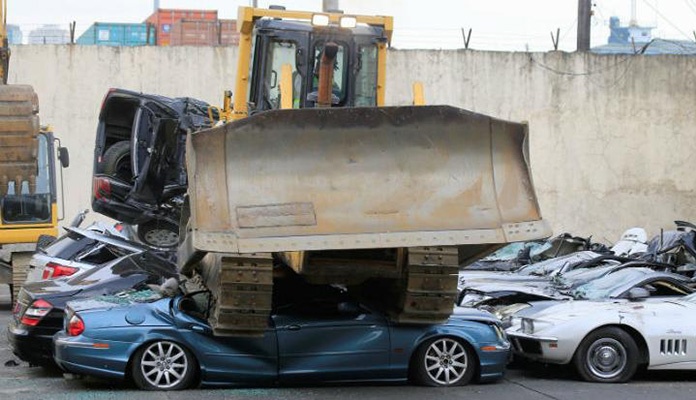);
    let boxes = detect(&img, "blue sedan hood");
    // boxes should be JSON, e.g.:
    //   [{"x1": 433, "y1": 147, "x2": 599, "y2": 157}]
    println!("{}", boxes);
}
[{"x1": 451, "y1": 306, "x2": 499, "y2": 324}]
